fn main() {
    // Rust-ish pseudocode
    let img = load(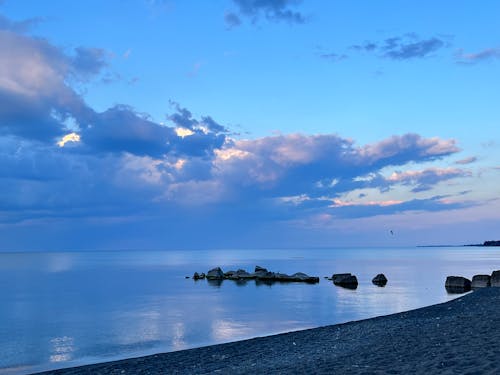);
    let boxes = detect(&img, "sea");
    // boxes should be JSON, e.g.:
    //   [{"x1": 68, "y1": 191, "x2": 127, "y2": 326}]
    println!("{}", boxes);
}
[{"x1": 1, "y1": 247, "x2": 499, "y2": 374}]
